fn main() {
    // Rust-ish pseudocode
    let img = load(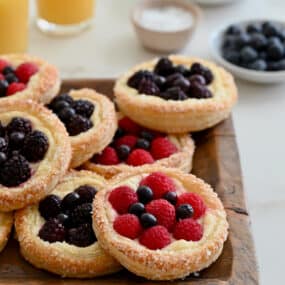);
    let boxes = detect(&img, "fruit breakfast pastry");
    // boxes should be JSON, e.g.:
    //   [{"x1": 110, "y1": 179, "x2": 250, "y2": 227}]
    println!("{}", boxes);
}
[
  {"x1": 0, "y1": 100, "x2": 71, "y2": 211},
  {"x1": 47, "y1": 88, "x2": 117, "y2": 168},
  {"x1": 114, "y1": 55, "x2": 237, "y2": 133},
  {"x1": 84, "y1": 114, "x2": 195, "y2": 178},
  {"x1": 15, "y1": 171, "x2": 121, "y2": 278},
  {"x1": 0, "y1": 54, "x2": 60, "y2": 104},
  {"x1": 93, "y1": 166, "x2": 229, "y2": 280}
]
